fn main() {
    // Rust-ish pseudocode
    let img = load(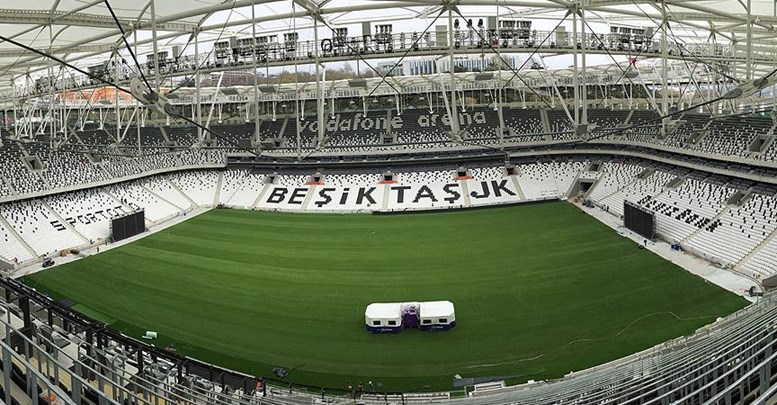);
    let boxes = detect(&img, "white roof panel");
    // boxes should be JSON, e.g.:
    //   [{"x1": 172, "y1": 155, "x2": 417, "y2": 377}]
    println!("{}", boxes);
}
[
  {"x1": 365, "y1": 303, "x2": 401, "y2": 319},
  {"x1": 420, "y1": 301, "x2": 454, "y2": 318},
  {"x1": 2, "y1": 0, "x2": 777, "y2": 98}
]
